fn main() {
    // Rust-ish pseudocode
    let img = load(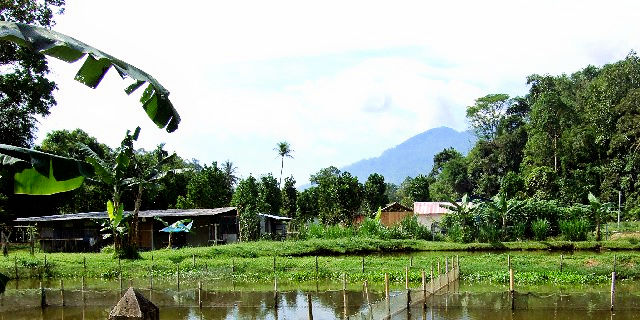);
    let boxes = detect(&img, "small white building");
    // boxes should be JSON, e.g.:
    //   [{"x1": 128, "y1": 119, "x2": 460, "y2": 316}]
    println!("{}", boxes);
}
[{"x1": 413, "y1": 202, "x2": 451, "y2": 228}]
